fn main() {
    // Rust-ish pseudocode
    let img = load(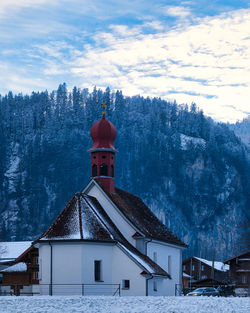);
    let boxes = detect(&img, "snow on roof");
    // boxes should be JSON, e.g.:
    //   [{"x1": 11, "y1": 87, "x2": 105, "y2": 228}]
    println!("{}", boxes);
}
[
  {"x1": 183, "y1": 272, "x2": 191, "y2": 278},
  {"x1": 38, "y1": 194, "x2": 114, "y2": 242},
  {"x1": 1, "y1": 262, "x2": 27, "y2": 273},
  {"x1": 118, "y1": 243, "x2": 155, "y2": 273},
  {"x1": 0, "y1": 242, "x2": 32, "y2": 260},
  {"x1": 194, "y1": 257, "x2": 229, "y2": 272}
]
